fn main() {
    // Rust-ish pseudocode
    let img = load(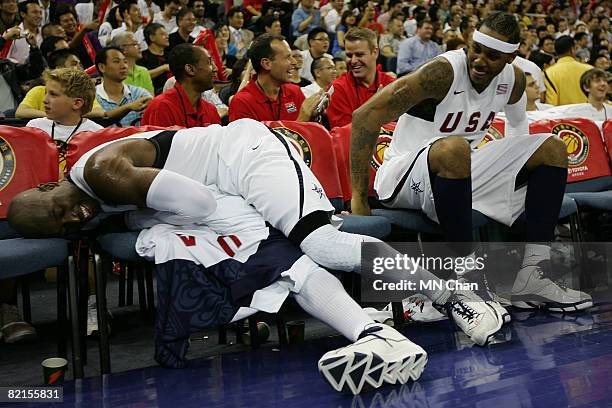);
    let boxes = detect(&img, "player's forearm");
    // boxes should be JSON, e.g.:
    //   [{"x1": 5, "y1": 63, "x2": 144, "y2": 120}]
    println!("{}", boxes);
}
[{"x1": 350, "y1": 110, "x2": 381, "y2": 198}]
